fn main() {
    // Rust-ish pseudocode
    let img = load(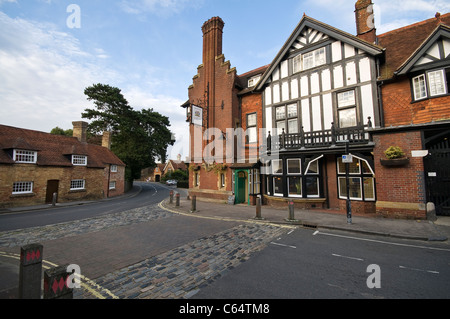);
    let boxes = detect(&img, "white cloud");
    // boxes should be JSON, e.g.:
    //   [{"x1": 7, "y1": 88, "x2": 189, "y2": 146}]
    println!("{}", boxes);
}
[{"x1": 0, "y1": 11, "x2": 189, "y2": 159}]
